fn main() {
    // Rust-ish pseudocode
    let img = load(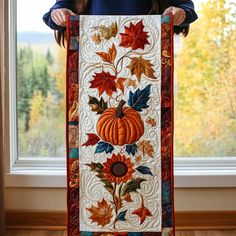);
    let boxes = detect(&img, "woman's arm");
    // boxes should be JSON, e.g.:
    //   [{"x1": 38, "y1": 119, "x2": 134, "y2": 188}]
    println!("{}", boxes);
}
[{"x1": 42, "y1": 0, "x2": 75, "y2": 32}]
